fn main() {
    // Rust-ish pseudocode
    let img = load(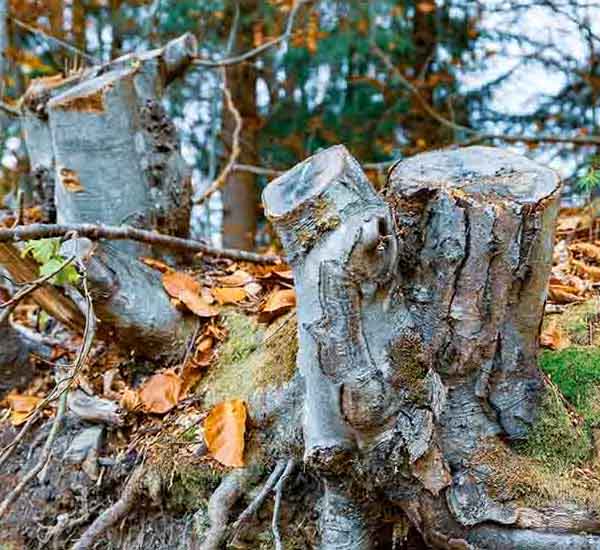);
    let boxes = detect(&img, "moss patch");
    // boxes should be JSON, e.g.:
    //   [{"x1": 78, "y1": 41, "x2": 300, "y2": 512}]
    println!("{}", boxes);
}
[
  {"x1": 166, "y1": 463, "x2": 223, "y2": 513},
  {"x1": 198, "y1": 311, "x2": 297, "y2": 407},
  {"x1": 518, "y1": 384, "x2": 592, "y2": 470},
  {"x1": 539, "y1": 347, "x2": 600, "y2": 425}
]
